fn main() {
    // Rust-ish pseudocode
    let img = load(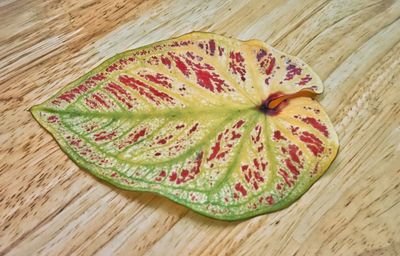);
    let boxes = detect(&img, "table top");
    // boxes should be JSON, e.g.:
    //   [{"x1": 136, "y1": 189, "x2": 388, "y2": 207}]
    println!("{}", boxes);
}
[{"x1": 1, "y1": 0, "x2": 399, "y2": 255}]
